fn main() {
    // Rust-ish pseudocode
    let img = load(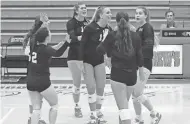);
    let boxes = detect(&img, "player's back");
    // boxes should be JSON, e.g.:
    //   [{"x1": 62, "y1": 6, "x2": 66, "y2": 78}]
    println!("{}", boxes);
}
[{"x1": 28, "y1": 44, "x2": 53, "y2": 77}]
